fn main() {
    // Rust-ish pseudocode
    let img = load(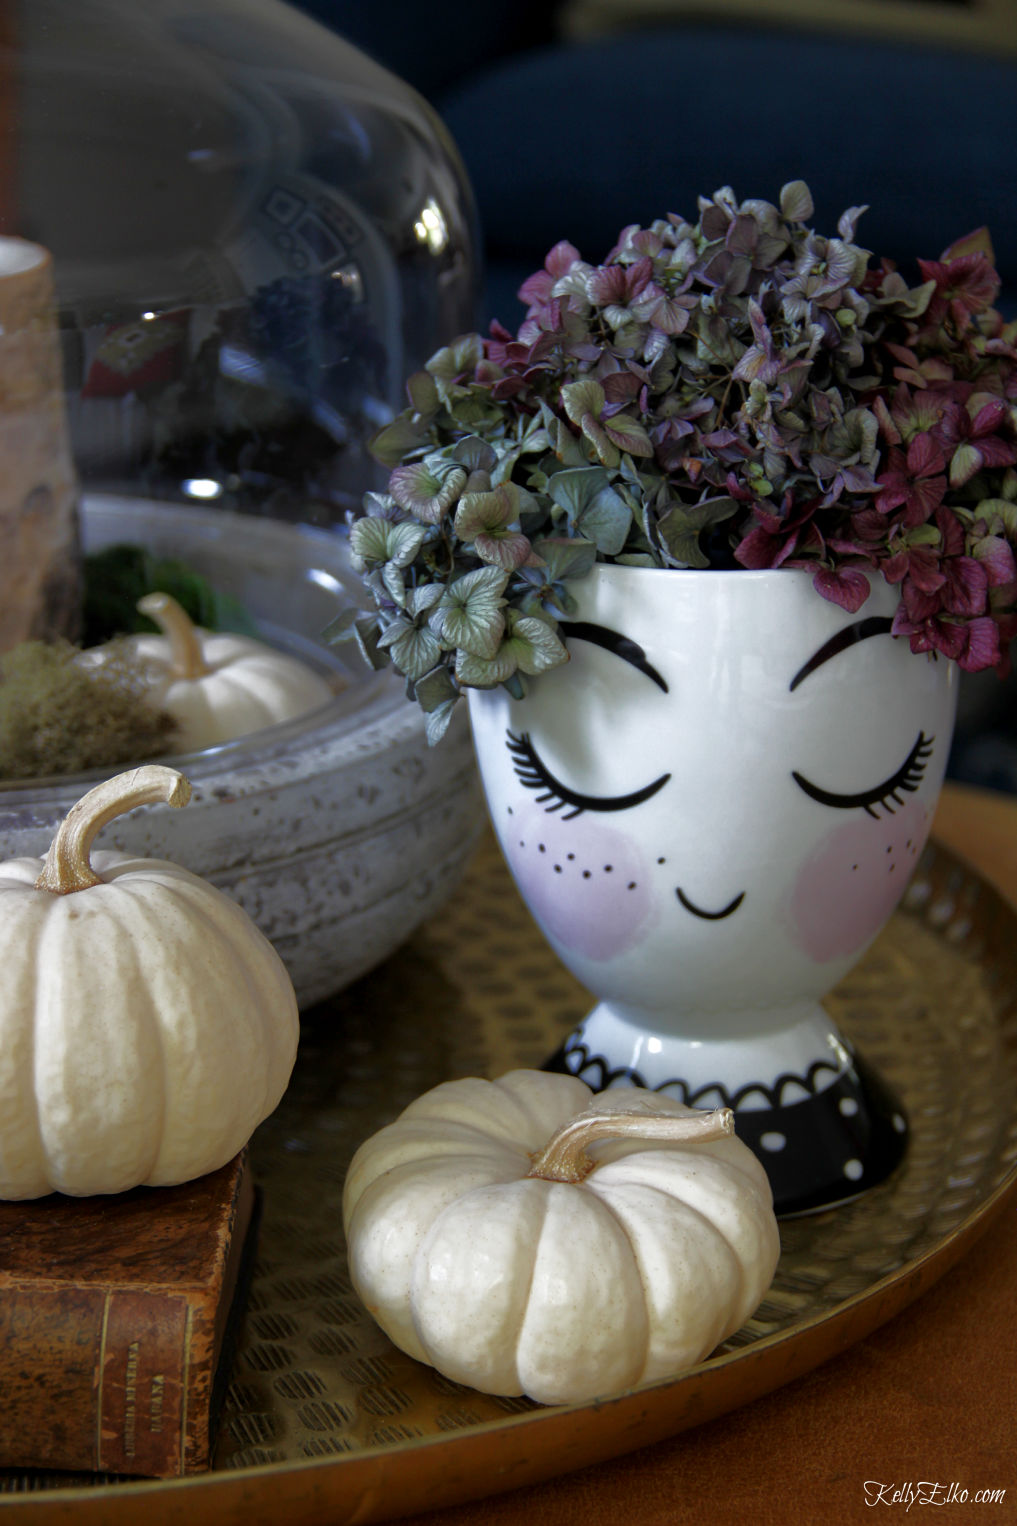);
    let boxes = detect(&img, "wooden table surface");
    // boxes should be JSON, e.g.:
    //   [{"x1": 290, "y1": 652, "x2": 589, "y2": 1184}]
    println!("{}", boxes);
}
[{"x1": 394, "y1": 781, "x2": 1017, "y2": 1526}]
